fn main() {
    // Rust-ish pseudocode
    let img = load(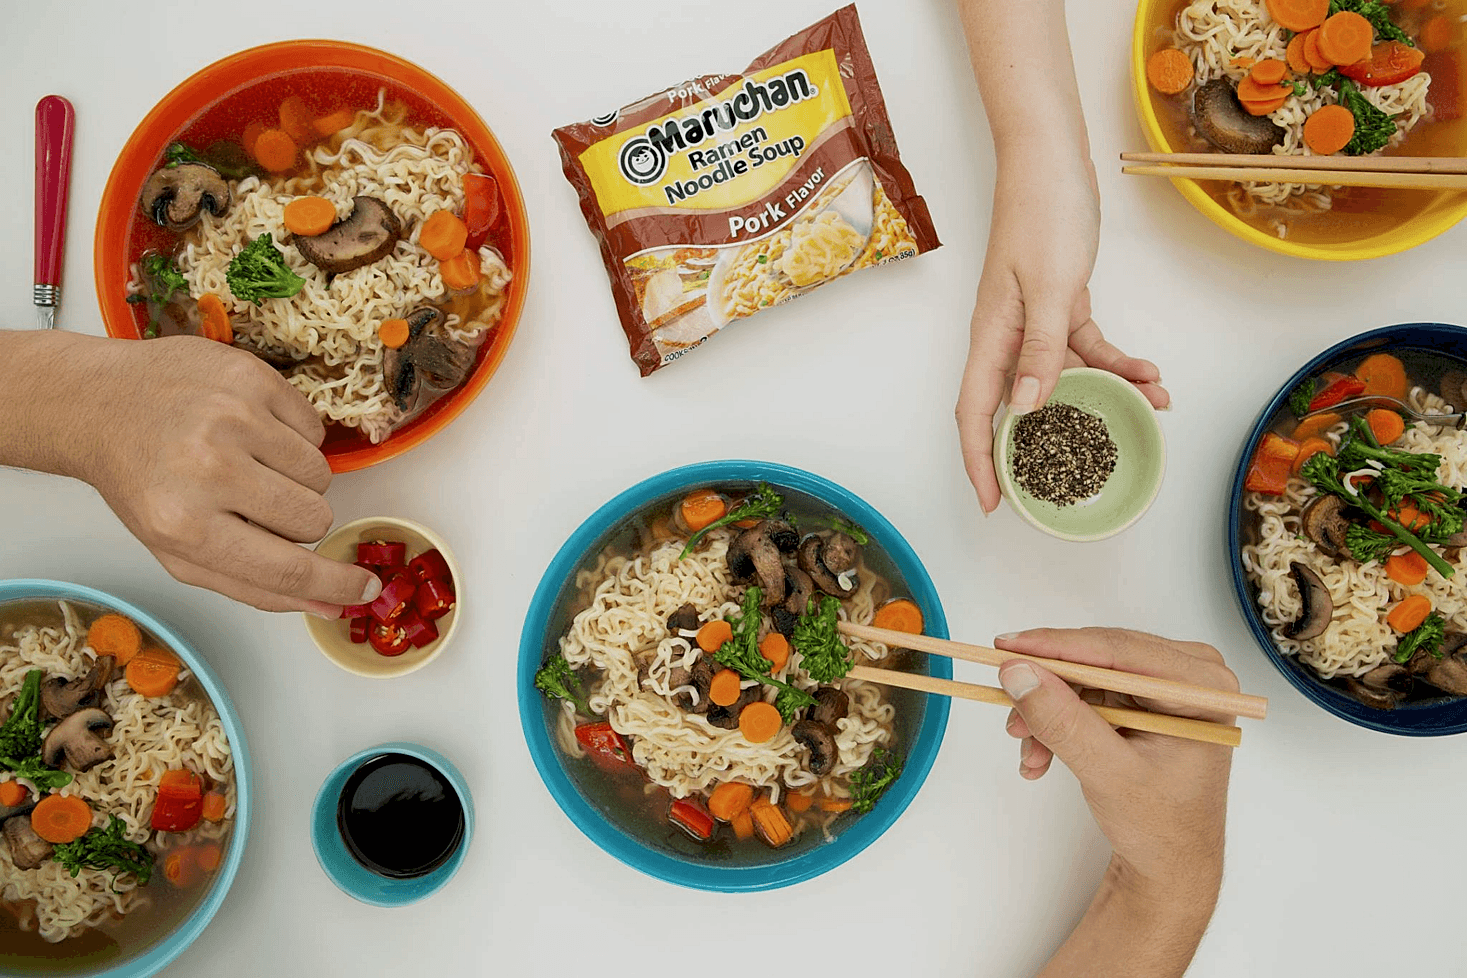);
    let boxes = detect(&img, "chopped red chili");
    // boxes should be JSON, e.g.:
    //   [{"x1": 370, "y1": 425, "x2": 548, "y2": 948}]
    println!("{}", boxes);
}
[
  {"x1": 408, "y1": 549, "x2": 452, "y2": 585},
  {"x1": 348, "y1": 617, "x2": 370, "y2": 644},
  {"x1": 357, "y1": 541, "x2": 407, "y2": 566},
  {"x1": 463, "y1": 173, "x2": 501, "y2": 252},
  {"x1": 369, "y1": 620, "x2": 412, "y2": 657},
  {"x1": 574, "y1": 722, "x2": 634, "y2": 768},
  {"x1": 369, "y1": 576, "x2": 417, "y2": 623},
  {"x1": 414, "y1": 577, "x2": 455, "y2": 621},
  {"x1": 401, "y1": 613, "x2": 439, "y2": 649}
]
